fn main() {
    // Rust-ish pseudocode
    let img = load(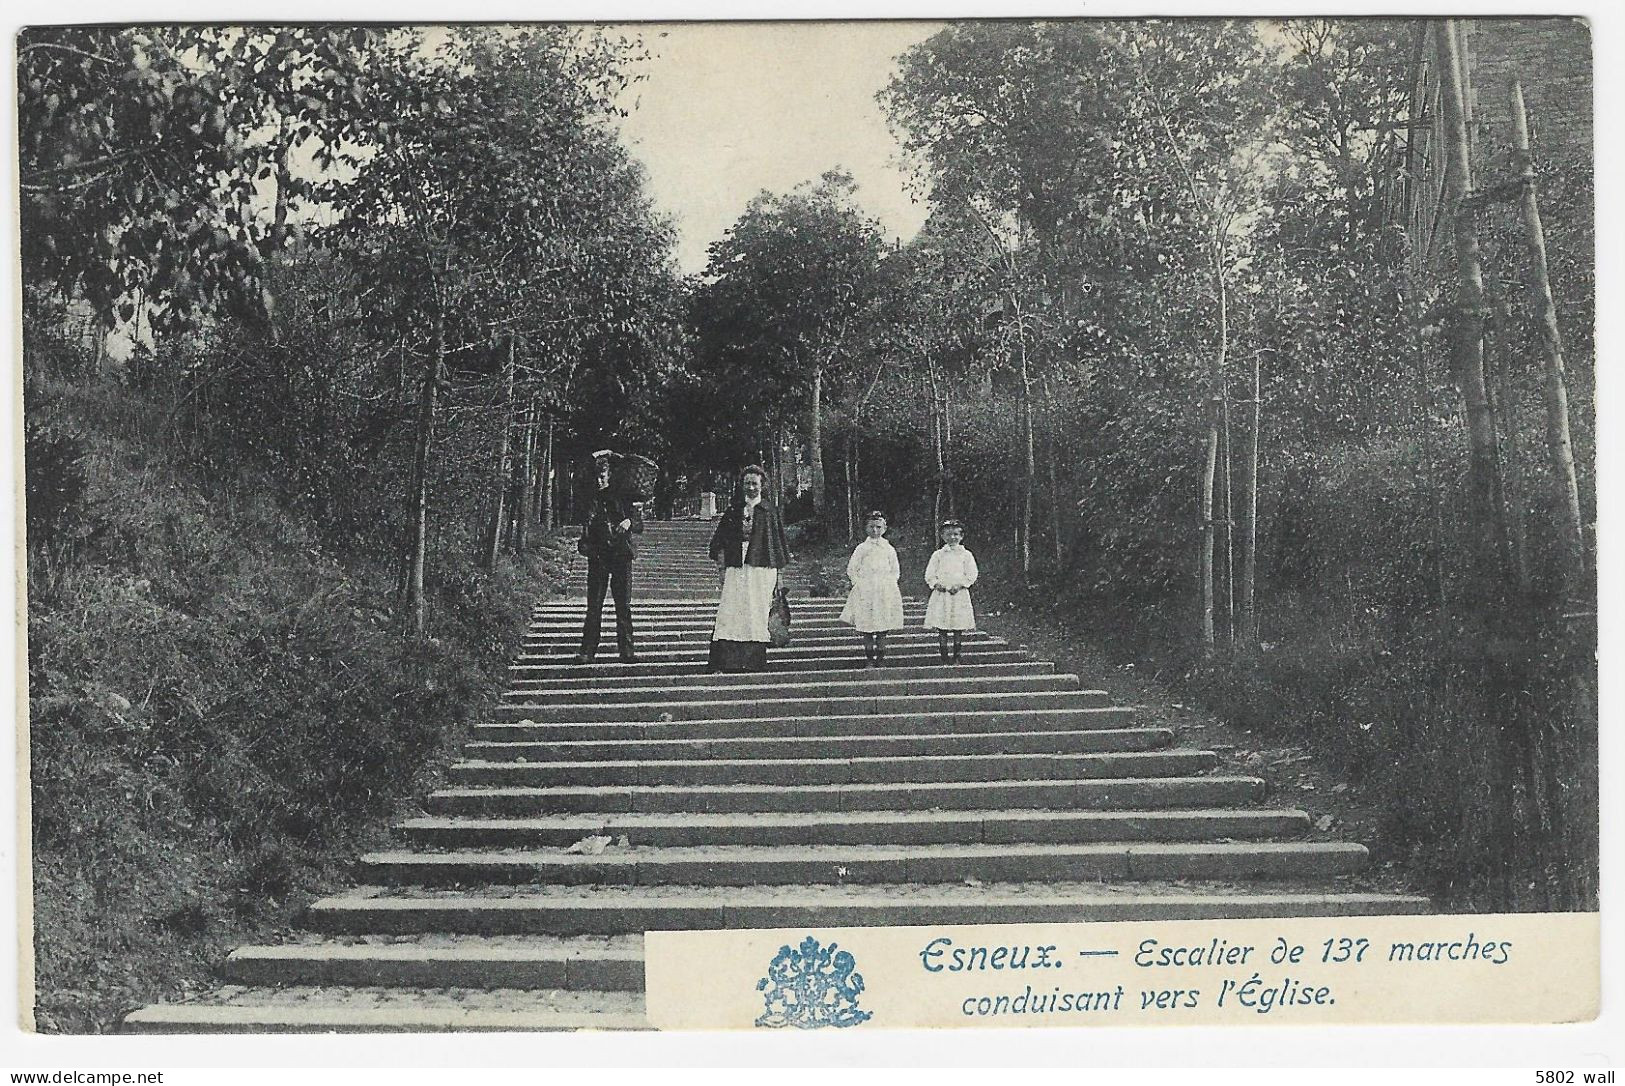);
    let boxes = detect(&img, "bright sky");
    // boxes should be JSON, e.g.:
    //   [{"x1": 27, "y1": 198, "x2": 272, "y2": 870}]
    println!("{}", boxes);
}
[{"x1": 612, "y1": 21, "x2": 944, "y2": 275}]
